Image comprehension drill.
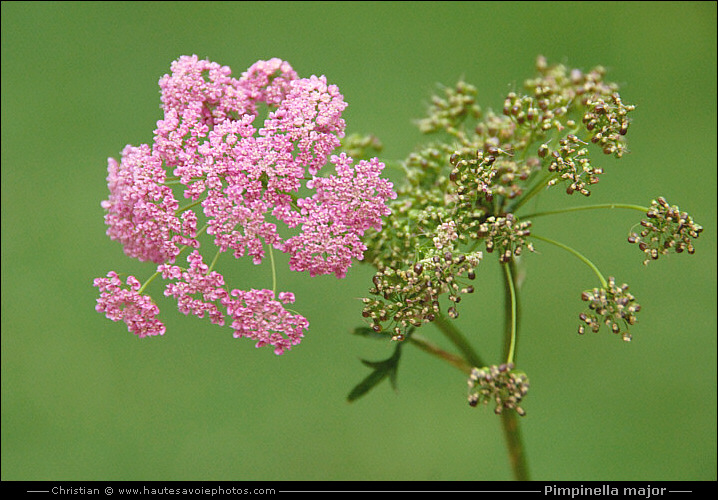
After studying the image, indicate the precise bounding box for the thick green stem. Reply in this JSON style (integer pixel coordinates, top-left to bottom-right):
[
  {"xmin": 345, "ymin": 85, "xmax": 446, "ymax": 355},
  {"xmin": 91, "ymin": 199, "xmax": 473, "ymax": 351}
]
[
  {"xmin": 500, "ymin": 259, "xmax": 530, "ymax": 481},
  {"xmin": 432, "ymin": 312, "xmax": 485, "ymax": 369},
  {"xmin": 501, "ymin": 410, "xmax": 530, "ymax": 481},
  {"xmin": 432, "ymin": 274, "xmax": 529, "ymax": 481},
  {"xmin": 408, "ymin": 334, "xmax": 473, "ymax": 374}
]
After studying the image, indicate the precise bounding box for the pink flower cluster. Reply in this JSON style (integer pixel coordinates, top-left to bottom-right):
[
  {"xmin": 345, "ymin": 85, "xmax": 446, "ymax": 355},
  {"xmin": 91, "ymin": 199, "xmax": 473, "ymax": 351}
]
[
  {"xmin": 226, "ymin": 289, "xmax": 308, "ymax": 356},
  {"xmin": 284, "ymin": 153, "xmax": 395, "ymax": 278},
  {"xmin": 93, "ymin": 272, "xmax": 166, "ymax": 338},
  {"xmin": 158, "ymin": 251, "xmax": 228, "ymax": 326},
  {"xmin": 158, "ymin": 251, "xmax": 307, "ymax": 354},
  {"xmin": 102, "ymin": 144, "xmax": 199, "ymax": 264},
  {"xmin": 96, "ymin": 55, "xmax": 395, "ymax": 354}
]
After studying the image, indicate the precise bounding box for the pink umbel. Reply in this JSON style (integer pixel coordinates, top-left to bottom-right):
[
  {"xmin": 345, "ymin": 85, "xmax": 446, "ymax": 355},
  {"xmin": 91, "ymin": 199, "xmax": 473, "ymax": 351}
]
[{"xmin": 97, "ymin": 56, "xmax": 395, "ymax": 353}]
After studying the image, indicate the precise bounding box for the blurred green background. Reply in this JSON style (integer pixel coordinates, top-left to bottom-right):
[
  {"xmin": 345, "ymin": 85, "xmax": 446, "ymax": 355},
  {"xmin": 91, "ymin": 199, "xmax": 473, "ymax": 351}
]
[{"xmin": 2, "ymin": 1, "xmax": 716, "ymax": 482}]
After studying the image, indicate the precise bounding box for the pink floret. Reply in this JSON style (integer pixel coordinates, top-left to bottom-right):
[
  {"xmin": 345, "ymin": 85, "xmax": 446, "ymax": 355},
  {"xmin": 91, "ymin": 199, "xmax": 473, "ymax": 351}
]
[{"xmin": 223, "ymin": 288, "xmax": 309, "ymax": 355}]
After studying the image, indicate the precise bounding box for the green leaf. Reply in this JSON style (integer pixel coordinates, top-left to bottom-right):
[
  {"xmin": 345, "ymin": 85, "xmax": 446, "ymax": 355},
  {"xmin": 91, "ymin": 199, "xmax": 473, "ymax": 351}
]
[
  {"xmin": 346, "ymin": 366, "xmax": 390, "ymax": 402},
  {"xmin": 347, "ymin": 343, "xmax": 403, "ymax": 403},
  {"xmin": 351, "ymin": 325, "xmax": 388, "ymax": 341}
]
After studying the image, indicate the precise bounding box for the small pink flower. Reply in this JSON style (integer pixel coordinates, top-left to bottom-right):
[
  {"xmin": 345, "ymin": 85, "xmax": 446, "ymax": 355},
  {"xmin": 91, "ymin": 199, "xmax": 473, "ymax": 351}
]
[
  {"xmin": 93, "ymin": 272, "xmax": 166, "ymax": 338},
  {"xmin": 260, "ymin": 75, "xmax": 347, "ymax": 175},
  {"xmin": 223, "ymin": 289, "xmax": 309, "ymax": 355},
  {"xmin": 158, "ymin": 251, "xmax": 228, "ymax": 326},
  {"xmin": 101, "ymin": 144, "xmax": 198, "ymax": 264},
  {"xmin": 239, "ymin": 58, "xmax": 299, "ymax": 108},
  {"xmin": 158, "ymin": 54, "xmax": 251, "ymax": 126}
]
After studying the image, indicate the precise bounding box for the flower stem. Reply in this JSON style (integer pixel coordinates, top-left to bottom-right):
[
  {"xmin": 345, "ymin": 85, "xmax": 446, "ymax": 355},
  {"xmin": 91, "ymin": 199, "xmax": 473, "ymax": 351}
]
[
  {"xmin": 207, "ymin": 248, "xmax": 222, "ymax": 274},
  {"xmin": 519, "ymin": 203, "xmax": 648, "ymax": 219},
  {"xmin": 175, "ymin": 224, "xmax": 209, "ymax": 258},
  {"xmin": 530, "ymin": 233, "xmax": 608, "ymax": 288},
  {"xmin": 408, "ymin": 334, "xmax": 473, "ymax": 374},
  {"xmin": 417, "ymin": 268, "xmax": 532, "ymax": 482},
  {"xmin": 432, "ymin": 311, "xmax": 485, "ymax": 369},
  {"xmin": 501, "ymin": 410, "xmax": 530, "ymax": 481},
  {"xmin": 176, "ymin": 198, "xmax": 204, "ymax": 215},
  {"xmin": 164, "ymin": 175, "xmax": 204, "ymax": 184},
  {"xmin": 138, "ymin": 271, "xmax": 160, "ymax": 295},
  {"xmin": 268, "ymin": 244, "xmax": 277, "ymax": 295},
  {"xmin": 509, "ymin": 172, "xmax": 557, "ymax": 213},
  {"xmin": 502, "ymin": 262, "xmax": 518, "ymax": 366},
  {"xmin": 500, "ymin": 259, "xmax": 530, "ymax": 481}
]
